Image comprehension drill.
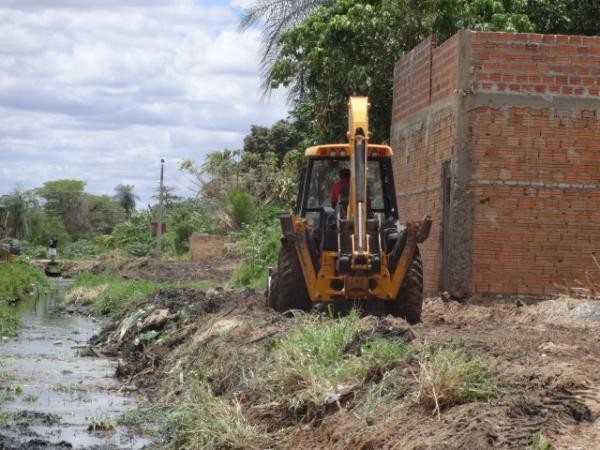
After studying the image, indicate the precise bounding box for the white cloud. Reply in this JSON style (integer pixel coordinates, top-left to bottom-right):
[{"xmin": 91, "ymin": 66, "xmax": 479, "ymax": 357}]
[{"xmin": 0, "ymin": 0, "xmax": 288, "ymax": 204}]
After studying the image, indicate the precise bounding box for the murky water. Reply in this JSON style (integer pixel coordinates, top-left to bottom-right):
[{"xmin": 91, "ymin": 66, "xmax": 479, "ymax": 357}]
[{"xmin": 0, "ymin": 280, "xmax": 150, "ymax": 449}]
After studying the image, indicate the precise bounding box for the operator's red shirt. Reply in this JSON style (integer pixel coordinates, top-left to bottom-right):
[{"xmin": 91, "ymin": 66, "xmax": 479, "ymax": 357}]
[{"xmin": 331, "ymin": 179, "xmax": 350, "ymax": 206}]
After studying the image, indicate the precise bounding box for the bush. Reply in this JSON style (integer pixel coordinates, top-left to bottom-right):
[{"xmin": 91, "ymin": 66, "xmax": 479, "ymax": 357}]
[
  {"xmin": 174, "ymin": 221, "xmax": 194, "ymax": 255},
  {"xmin": 61, "ymin": 239, "xmax": 102, "ymax": 259},
  {"xmin": 19, "ymin": 240, "xmax": 47, "ymax": 259},
  {"xmin": 0, "ymin": 263, "xmax": 47, "ymax": 335},
  {"xmin": 103, "ymin": 213, "xmax": 155, "ymax": 257},
  {"xmin": 0, "ymin": 263, "xmax": 46, "ymax": 303},
  {"xmin": 230, "ymin": 221, "xmax": 281, "ymax": 290},
  {"xmin": 226, "ymin": 190, "xmax": 255, "ymax": 227}
]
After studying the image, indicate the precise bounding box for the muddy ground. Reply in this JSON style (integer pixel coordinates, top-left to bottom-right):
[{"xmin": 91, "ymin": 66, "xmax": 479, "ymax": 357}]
[
  {"xmin": 87, "ymin": 279, "xmax": 600, "ymax": 449},
  {"xmin": 32, "ymin": 255, "xmax": 239, "ymax": 284}
]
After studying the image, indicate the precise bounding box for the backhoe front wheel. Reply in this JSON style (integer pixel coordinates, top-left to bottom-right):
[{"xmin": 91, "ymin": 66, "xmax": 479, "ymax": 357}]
[
  {"xmin": 385, "ymin": 248, "xmax": 423, "ymax": 324},
  {"xmin": 268, "ymin": 241, "xmax": 312, "ymax": 313}
]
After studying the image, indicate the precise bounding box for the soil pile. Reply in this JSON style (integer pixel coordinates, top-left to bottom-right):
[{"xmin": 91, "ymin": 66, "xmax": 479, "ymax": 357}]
[
  {"xmin": 32, "ymin": 255, "xmax": 239, "ymax": 283},
  {"xmin": 89, "ymin": 291, "xmax": 600, "ymax": 449}
]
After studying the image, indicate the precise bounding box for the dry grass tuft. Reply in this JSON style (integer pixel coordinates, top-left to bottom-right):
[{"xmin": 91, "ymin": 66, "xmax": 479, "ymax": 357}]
[
  {"xmin": 65, "ymin": 284, "xmax": 108, "ymax": 305},
  {"xmin": 167, "ymin": 381, "xmax": 268, "ymax": 450},
  {"xmin": 415, "ymin": 347, "xmax": 498, "ymax": 418}
]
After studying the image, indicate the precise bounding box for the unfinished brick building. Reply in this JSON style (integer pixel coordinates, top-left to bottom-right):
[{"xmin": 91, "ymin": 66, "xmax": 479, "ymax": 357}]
[{"xmin": 391, "ymin": 30, "xmax": 600, "ymax": 297}]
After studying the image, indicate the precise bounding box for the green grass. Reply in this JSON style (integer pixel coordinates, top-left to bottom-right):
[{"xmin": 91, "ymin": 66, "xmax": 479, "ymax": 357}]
[
  {"xmin": 0, "ymin": 262, "xmax": 47, "ymax": 303},
  {"xmin": 68, "ymin": 273, "xmax": 213, "ymax": 316},
  {"xmin": 167, "ymin": 381, "xmax": 268, "ymax": 450},
  {"xmin": 529, "ymin": 432, "xmax": 553, "ymax": 450},
  {"xmin": 68, "ymin": 273, "xmax": 160, "ymax": 316},
  {"xmin": 269, "ymin": 311, "xmax": 412, "ymax": 412},
  {"xmin": 415, "ymin": 347, "xmax": 499, "ymax": 413},
  {"xmin": 0, "ymin": 262, "xmax": 47, "ymax": 335},
  {"xmin": 230, "ymin": 220, "xmax": 281, "ymax": 290}
]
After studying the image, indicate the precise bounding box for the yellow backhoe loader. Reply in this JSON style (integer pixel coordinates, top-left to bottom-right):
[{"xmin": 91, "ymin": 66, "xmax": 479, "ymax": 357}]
[{"xmin": 267, "ymin": 97, "xmax": 431, "ymax": 323}]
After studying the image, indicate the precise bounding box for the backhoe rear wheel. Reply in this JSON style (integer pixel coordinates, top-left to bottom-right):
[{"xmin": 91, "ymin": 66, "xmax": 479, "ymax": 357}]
[
  {"xmin": 269, "ymin": 241, "xmax": 312, "ymax": 313},
  {"xmin": 385, "ymin": 247, "xmax": 423, "ymax": 324}
]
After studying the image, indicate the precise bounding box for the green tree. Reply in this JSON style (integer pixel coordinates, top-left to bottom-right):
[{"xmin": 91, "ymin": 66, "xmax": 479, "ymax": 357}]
[
  {"xmin": 36, "ymin": 180, "xmax": 124, "ymax": 240},
  {"xmin": 243, "ymin": 119, "xmax": 303, "ymax": 159},
  {"xmin": 36, "ymin": 180, "xmax": 86, "ymax": 238},
  {"xmin": 269, "ymin": 0, "xmax": 534, "ymax": 142},
  {"xmin": 83, "ymin": 194, "xmax": 126, "ymax": 234},
  {"xmin": 0, "ymin": 188, "xmax": 38, "ymax": 240},
  {"xmin": 113, "ymin": 184, "xmax": 139, "ymax": 216},
  {"xmin": 239, "ymin": 0, "xmax": 329, "ymax": 93},
  {"xmin": 27, "ymin": 209, "xmax": 70, "ymax": 247}
]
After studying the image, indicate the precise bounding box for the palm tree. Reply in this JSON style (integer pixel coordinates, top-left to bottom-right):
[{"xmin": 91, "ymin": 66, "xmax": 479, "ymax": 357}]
[
  {"xmin": 113, "ymin": 184, "xmax": 139, "ymax": 216},
  {"xmin": 239, "ymin": 0, "xmax": 328, "ymax": 94}
]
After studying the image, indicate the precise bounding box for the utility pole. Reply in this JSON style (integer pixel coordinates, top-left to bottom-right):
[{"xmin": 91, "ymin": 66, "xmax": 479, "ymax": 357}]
[{"xmin": 156, "ymin": 158, "xmax": 165, "ymax": 260}]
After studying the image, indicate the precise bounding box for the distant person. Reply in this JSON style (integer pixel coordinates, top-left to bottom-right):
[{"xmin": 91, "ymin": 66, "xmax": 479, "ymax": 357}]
[{"xmin": 331, "ymin": 168, "xmax": 350, "ymax": 207}]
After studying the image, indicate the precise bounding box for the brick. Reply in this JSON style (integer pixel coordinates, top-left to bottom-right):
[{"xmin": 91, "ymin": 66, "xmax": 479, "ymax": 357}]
[{"xmin": 393, "ymin": 30, "xmax": 600, "ymax": 296}]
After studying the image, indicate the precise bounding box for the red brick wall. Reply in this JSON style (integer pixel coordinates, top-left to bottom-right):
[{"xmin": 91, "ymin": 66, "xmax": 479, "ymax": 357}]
[
  {"xmin": 391, "ymin": 35, "xmax": 459, "ymax": 293},
  {"xmin": 393, "ymin": 36, "xmax": 436, "ymax": 123},
  {"xmin": 431, "ymin": 34, "xmax": 459, "ymax": 103},
  {"xmin": 470, "ymin": 106, "xmax": 600, "ymax": 295},
  {"xmin": 393, "ymin": 30, "xmax": 600, "ymax": 296},
  {"xmin": 469, "ymin": 32, "xmax": 600, "ymax": 295},
  {"xmin": 471, "ymin": 32, "xmax": 600, "ymax": 97},
  {"xmin": 393, "ymin": 110, "xmax": 455, "ymax": 293}
]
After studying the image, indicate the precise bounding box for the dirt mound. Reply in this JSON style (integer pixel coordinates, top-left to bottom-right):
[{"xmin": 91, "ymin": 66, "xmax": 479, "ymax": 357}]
[
  {"xmin": 92, "ymin": 287, "xmax": 249, "ymax": 386},
  {"xmin": 89, "ymin": 291, "xmax": 600, "ymax": 449},
  {"xmin": 112, "ymin": 257, "xmax": 238, "ymax": 283},
  {"xmin": 33, "ymin": 255, "xmax": 239, "ymax": 285}
]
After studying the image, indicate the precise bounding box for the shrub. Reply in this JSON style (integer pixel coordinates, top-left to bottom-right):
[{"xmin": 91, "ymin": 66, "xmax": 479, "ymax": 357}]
[
  {"xmin": 174, "ymin": 221, "xmax": 194, "ymax": 255},
  {"xmin": 19, "ymin": 241, "xmax": 47, "ymax": 259},
  {"xmin": 226, "ymin": 190, "xmax": 255, "ymax": 228},
  {"xmin": 61, "ymin": 239, "xmax": 101, "ymax": 259},
  {"xmin": 0, "ymin": 263, "xmax": 47, "ymax": 335},
  {"xmin": 230, "ymin": 220, "xmax": 281, "ymax": 290}
]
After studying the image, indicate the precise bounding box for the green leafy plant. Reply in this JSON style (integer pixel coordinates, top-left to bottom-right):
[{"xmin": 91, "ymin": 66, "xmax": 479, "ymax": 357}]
[{"xmin": 230, "ymin": 220, "xmax": 281, "ymax": 290}]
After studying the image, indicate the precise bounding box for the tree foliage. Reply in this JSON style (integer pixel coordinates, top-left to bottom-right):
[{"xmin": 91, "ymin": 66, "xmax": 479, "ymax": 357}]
[
  {"xmin": 0, "ymin": 189, "xmax": 38, "ymax": 240},
  {"xmin": 243, "ymin": 119, "xmax": 303, "ymax": 159},
  {"xmin": 113, "ymin": 184, "xmax": 139, "ymax": 216},
  {"xmin": 269, "ymin": 0, "xmax": 537, "ymax": 142},
  {"xmin": 246, "ymin": 0, "xmax": 600, "ymax": 142}
]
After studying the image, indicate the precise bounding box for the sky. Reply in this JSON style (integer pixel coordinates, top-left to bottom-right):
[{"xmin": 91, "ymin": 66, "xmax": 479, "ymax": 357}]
[{"xmin": 0, "ymin": 0, "xmax": 288, "ymax": 206}]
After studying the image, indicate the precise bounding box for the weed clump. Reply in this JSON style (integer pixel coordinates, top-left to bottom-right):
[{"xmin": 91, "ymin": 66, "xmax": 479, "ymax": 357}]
[
  {"xmin": 268, "ymin": 311, "xmax": 412, "ymax": 417},
  {"xmin": 68, "ymin": 273, "xmax": 159, "ymax": 315},
  {"xmin": 415, "ymin": 347, "xmax": 498, "ymax": 414},
  {"xmin": 167, "ymin": 381, "xmax": 267, "ymax": 450},
  {"xmin": 0, "ymin": 263, "xmax": 47, "ymax": 335}
]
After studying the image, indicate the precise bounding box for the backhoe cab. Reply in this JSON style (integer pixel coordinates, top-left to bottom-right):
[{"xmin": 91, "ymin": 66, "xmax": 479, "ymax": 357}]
[{"xmin": 267, "ymin": 97, "xmax": 431, "ymax": 323}]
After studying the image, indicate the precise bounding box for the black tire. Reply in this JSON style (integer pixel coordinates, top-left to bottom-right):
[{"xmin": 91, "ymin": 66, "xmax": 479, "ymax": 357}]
[
  {"xmin": 272, "ymin": 241, "xmax": 312, "ymax": 313},
  {"xmin": 385, "ymin": 247, "xmax": 423, "ymax": 324}
]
